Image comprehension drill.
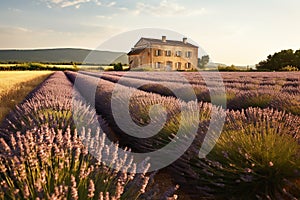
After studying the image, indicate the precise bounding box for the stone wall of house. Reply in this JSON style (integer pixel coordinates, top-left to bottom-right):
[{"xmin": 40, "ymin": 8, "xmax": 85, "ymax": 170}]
[
  {"xmin": 128, "ymin": 50, "xmax": 151, "ymax": 68},
  {"xmin": 129, "ymin": 45, "xmax": 198, "ymax": 70},
  {"xmin": 149, "ymin": 44, "xmax": 198, "ymax": 70}
]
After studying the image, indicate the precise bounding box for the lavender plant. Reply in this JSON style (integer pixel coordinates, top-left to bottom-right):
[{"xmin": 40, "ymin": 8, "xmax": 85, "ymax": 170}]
[
  {"xmin": 0, "ymin": 126, "xmax": 158, "ymax": 200},
  {"xmin": 66, "ymin": 71, "xmax": 300, "ymax": 199},
  {"xmin": 0, "ymin": 72, "xmax": 74, "ymax": 135},
  {"xmin": 185, "ymin": 108, "xmax": 300, "ymax": 199},
  {"xmin": 65, "ymin": 71, "xmax": 211, "ymax": 153},
  {"xmin": 81, "ymin": 71, "xmax": 300, "ymax": 115},
  {"xmin": 0, "ymin": 72, "xmax": 178, "ymax": 200}
]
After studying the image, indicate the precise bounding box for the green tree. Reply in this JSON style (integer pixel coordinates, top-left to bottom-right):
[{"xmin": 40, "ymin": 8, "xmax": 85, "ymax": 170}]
[
  {"xmin": 257, "ymin": 49, "xmax": 300, "ymax": 71},
  {"xmin": 218, "ymin": 64, "xmax": 239, "ymax": 71},
  {"xmin": 198, "ymin": 55, "xmax": 210, "ymax": 69},
  {"xmin": 294, "ymin": 49, "xmax": 300, "ymax": 67},
  {"xmin": 113, "ymin": 62, "xmax": 123, "ymax": 71}
]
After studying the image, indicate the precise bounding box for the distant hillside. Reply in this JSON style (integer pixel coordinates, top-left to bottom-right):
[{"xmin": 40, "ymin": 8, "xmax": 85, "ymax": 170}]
[{"xmin": 0, "ymin": 48, "xmax": 128, "ymax": 64}]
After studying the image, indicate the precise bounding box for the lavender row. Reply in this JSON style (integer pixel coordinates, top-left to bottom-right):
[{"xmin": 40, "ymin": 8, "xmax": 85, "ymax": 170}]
[
  {"xmin": 69, "ymin": 71, "xmax": 300, "ymax": 198},
  {"xmin": 0, "ymin": 71, "xmax": 100, "ymax": 136},
  {"xmin": 106, "ymin": 71, "xmax": 300, "ymax": 94},
  {"xmin": 172, "ymin": 107, "xmax": 300, "ymax": 199},
  {"xmin": 106, "ymin": 71, "xmax": 299, "ymax": 88},
  {"xmin": 66, "ymin": 71, "xmax": 219, "ymax": 197},
  {"xmin": 84, "ymin": 71, "xmax": 300, "ymax": 115},
  {"xmin": 1, "ymin": 72, "xmax": 73, "ymax": 135},
  {"xmin": 70, "ymin": 71, "xmax": 300, "ymax": 152},
  {"xmin": 65, "ymin": 71, "xmax": 214, "ymax": 152},
  {"xmin": 0, "ymin": 72, "xmax": 175, "ymax": 199}
]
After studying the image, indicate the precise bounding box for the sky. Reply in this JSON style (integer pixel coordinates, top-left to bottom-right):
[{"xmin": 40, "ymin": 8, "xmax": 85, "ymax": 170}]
[{"xmin": 0, "ymin": 0, "xmax": 300, "ymax": 66}]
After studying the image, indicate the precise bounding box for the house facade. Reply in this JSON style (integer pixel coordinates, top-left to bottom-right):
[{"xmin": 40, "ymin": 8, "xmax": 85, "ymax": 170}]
[{"xmin": 128, "ymin": 36, "xmax": 198, "ymax": 71}]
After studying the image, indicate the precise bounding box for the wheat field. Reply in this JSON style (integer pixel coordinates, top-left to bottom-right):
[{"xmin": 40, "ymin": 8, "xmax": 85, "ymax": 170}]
[{"xmin": 0, "ymin": 71, "xmax": 53, "ymax": 122}]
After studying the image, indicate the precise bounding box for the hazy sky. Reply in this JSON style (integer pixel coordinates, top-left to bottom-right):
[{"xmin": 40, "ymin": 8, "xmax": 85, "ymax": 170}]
[{"xmin": 0, "ymin": 0, "xmax": 300, "ymax": 66}]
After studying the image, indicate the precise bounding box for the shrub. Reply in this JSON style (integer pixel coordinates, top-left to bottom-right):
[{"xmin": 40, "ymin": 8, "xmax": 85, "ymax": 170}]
[
  {"xmin": 28, "ymin": 63, "xmax": 47, "ymax": 70},
  {"xmin": 270, "ymin": 94, "xmax": 300, "ymax": 115},
  {"xmin": 227, "ymin": 91, "xmax": 274, "ymax": 110},
  {"xmin": 113, "ymin": 63, "xmax": 123, "ymax": 71},
  {"xmin": 218, "ymin": 65, "xmax": 240, "ymax": 71}
]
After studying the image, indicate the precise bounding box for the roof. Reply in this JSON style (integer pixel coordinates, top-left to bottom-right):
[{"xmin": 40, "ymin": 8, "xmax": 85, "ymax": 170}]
[
  {"xmin": 137, "ymin": 37, "xmax": 198, "ymax": 48},
  {"xmin": 127, "ymin": 47, "xmax": 146, "ymax": 55}
]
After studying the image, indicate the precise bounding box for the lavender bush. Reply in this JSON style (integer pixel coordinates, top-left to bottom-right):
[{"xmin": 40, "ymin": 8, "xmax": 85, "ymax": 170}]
[
  {"xmin": 0, "ymin": 72, "xmax": 178, "ymax": 200},
  {"xmin": 181, "ymin": 108, "xmax": 300, "ymax": 199},
  {"xmin": 65, "ymin": 71, "xmax": 212, "ymax": 153},
  {"xmin": 66, "ymin": 71, "xmax": 300, "ymax": 199},
  {"xmin": 0, "ymin": 126, "xmax": 159, "ymax": 200},
  {"xmin": 0, "ymin": 72, "xmax": 75, "ymax": 135},
  {"xmin": 94, "ymin": 71, "xmax": 300, "ymax": 115}
]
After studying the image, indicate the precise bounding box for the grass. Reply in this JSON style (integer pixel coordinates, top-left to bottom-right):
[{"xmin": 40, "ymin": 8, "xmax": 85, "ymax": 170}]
[{"xmin": 0, "ymin": 71, "xmax": 53, "ymax": 122}]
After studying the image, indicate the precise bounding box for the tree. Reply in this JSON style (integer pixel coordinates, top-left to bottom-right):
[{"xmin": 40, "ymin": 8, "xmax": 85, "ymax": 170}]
[
  {"xmin": 113, "ymin": 62, "xmax": 123, "ymax": 71},
  {"xmin": 294, "ymin": 50, "xmax": 300, "ymax": 67},
  {"xmin": 257, "ymin": 49, "xmax": 300, "ymax": 71},
  {"xmin": 198, "ymin": 55, "xmax": 210, "ymax": 69},
  {"xmin": 218, "ymin": 64, "xmax": 239, "ymax": 71}
]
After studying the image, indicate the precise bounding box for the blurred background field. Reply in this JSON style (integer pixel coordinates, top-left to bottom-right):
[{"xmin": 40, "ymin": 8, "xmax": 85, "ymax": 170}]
[
  {"xmin": 0, "ymin": 63, "xmax": 114, "ymax": 71},
  {"xmin": 0, "ymin": 71, "xmax": 52, "ymax": 121}
]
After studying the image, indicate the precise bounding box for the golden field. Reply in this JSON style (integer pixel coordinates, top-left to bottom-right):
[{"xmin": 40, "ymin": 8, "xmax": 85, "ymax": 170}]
[{"xmin": 0, "ymin": 71, "xmax": 53, "ymax": 121}]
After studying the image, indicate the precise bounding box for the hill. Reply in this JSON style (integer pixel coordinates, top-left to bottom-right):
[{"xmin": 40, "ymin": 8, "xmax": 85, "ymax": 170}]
[{"xmin": 0, "ymin": 48, "xmax": 128, "ymax": 65}]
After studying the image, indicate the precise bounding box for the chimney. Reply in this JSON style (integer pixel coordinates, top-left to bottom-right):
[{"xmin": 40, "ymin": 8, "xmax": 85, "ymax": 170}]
[
  {"xmin": 183, "ymin": 37, "xmax": 187, "ymax": 44},
  {"xmin": 162, "ymin": 36, "xmax": 166, "ymax": 43}
]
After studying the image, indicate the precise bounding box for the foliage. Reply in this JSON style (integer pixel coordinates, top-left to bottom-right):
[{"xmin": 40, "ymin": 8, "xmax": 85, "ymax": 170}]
[
  {"xmin": 198, "ymin": 55, "xmax": 210, "ymax": 69},
  {"xmin": 109, "ymin": 62, "xmax": 124, "ymax": 71},
  {"xmin": 257, "ymin": 49, "xmax": 300, "ymax": 71},
  {"xmin": 218, "ymin": 65, "xmax": 240, "ymax": 71}
]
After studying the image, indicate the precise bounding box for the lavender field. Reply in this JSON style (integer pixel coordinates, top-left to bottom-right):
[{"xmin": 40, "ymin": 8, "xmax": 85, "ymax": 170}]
[
  {"xmin": 87, "ymin": 71, "xmax": 300, "ymax": 115},
  {"xmin": 0, "ymin": 71, "xmax": 300, "ymax": 199}
]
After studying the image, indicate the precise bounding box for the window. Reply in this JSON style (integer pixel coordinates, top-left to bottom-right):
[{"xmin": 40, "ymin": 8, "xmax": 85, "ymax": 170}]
[
  {"xmin": 185, "ymin": 62, "xmax": 192, "ymax": 69},
  {"xmin": 155, "ymin": 62, "xmax": 162, "ymax": 69},
  {"xmin": 186, "ymin": 51, "xmax": 192, "ymax": 58},
  {"xmin": 155, "ymin": 49, "xmax": 162, "ymax": 56},
  {"xmin": 176, "ymin": 62, "xmax": 182, "ymax": 70},
  {"xmin": 165, "ymin": 50, "xmax": 171, "ymax": 56},
  {"xmin": 175, "ymin": 51, "xmax": 182, "ymax": 57}
]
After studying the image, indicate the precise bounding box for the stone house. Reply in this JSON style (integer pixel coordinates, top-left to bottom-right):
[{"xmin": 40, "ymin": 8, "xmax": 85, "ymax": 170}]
[{"xmin": 128, "ymin": 36, "xmax": 198, "ymax": 70}]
